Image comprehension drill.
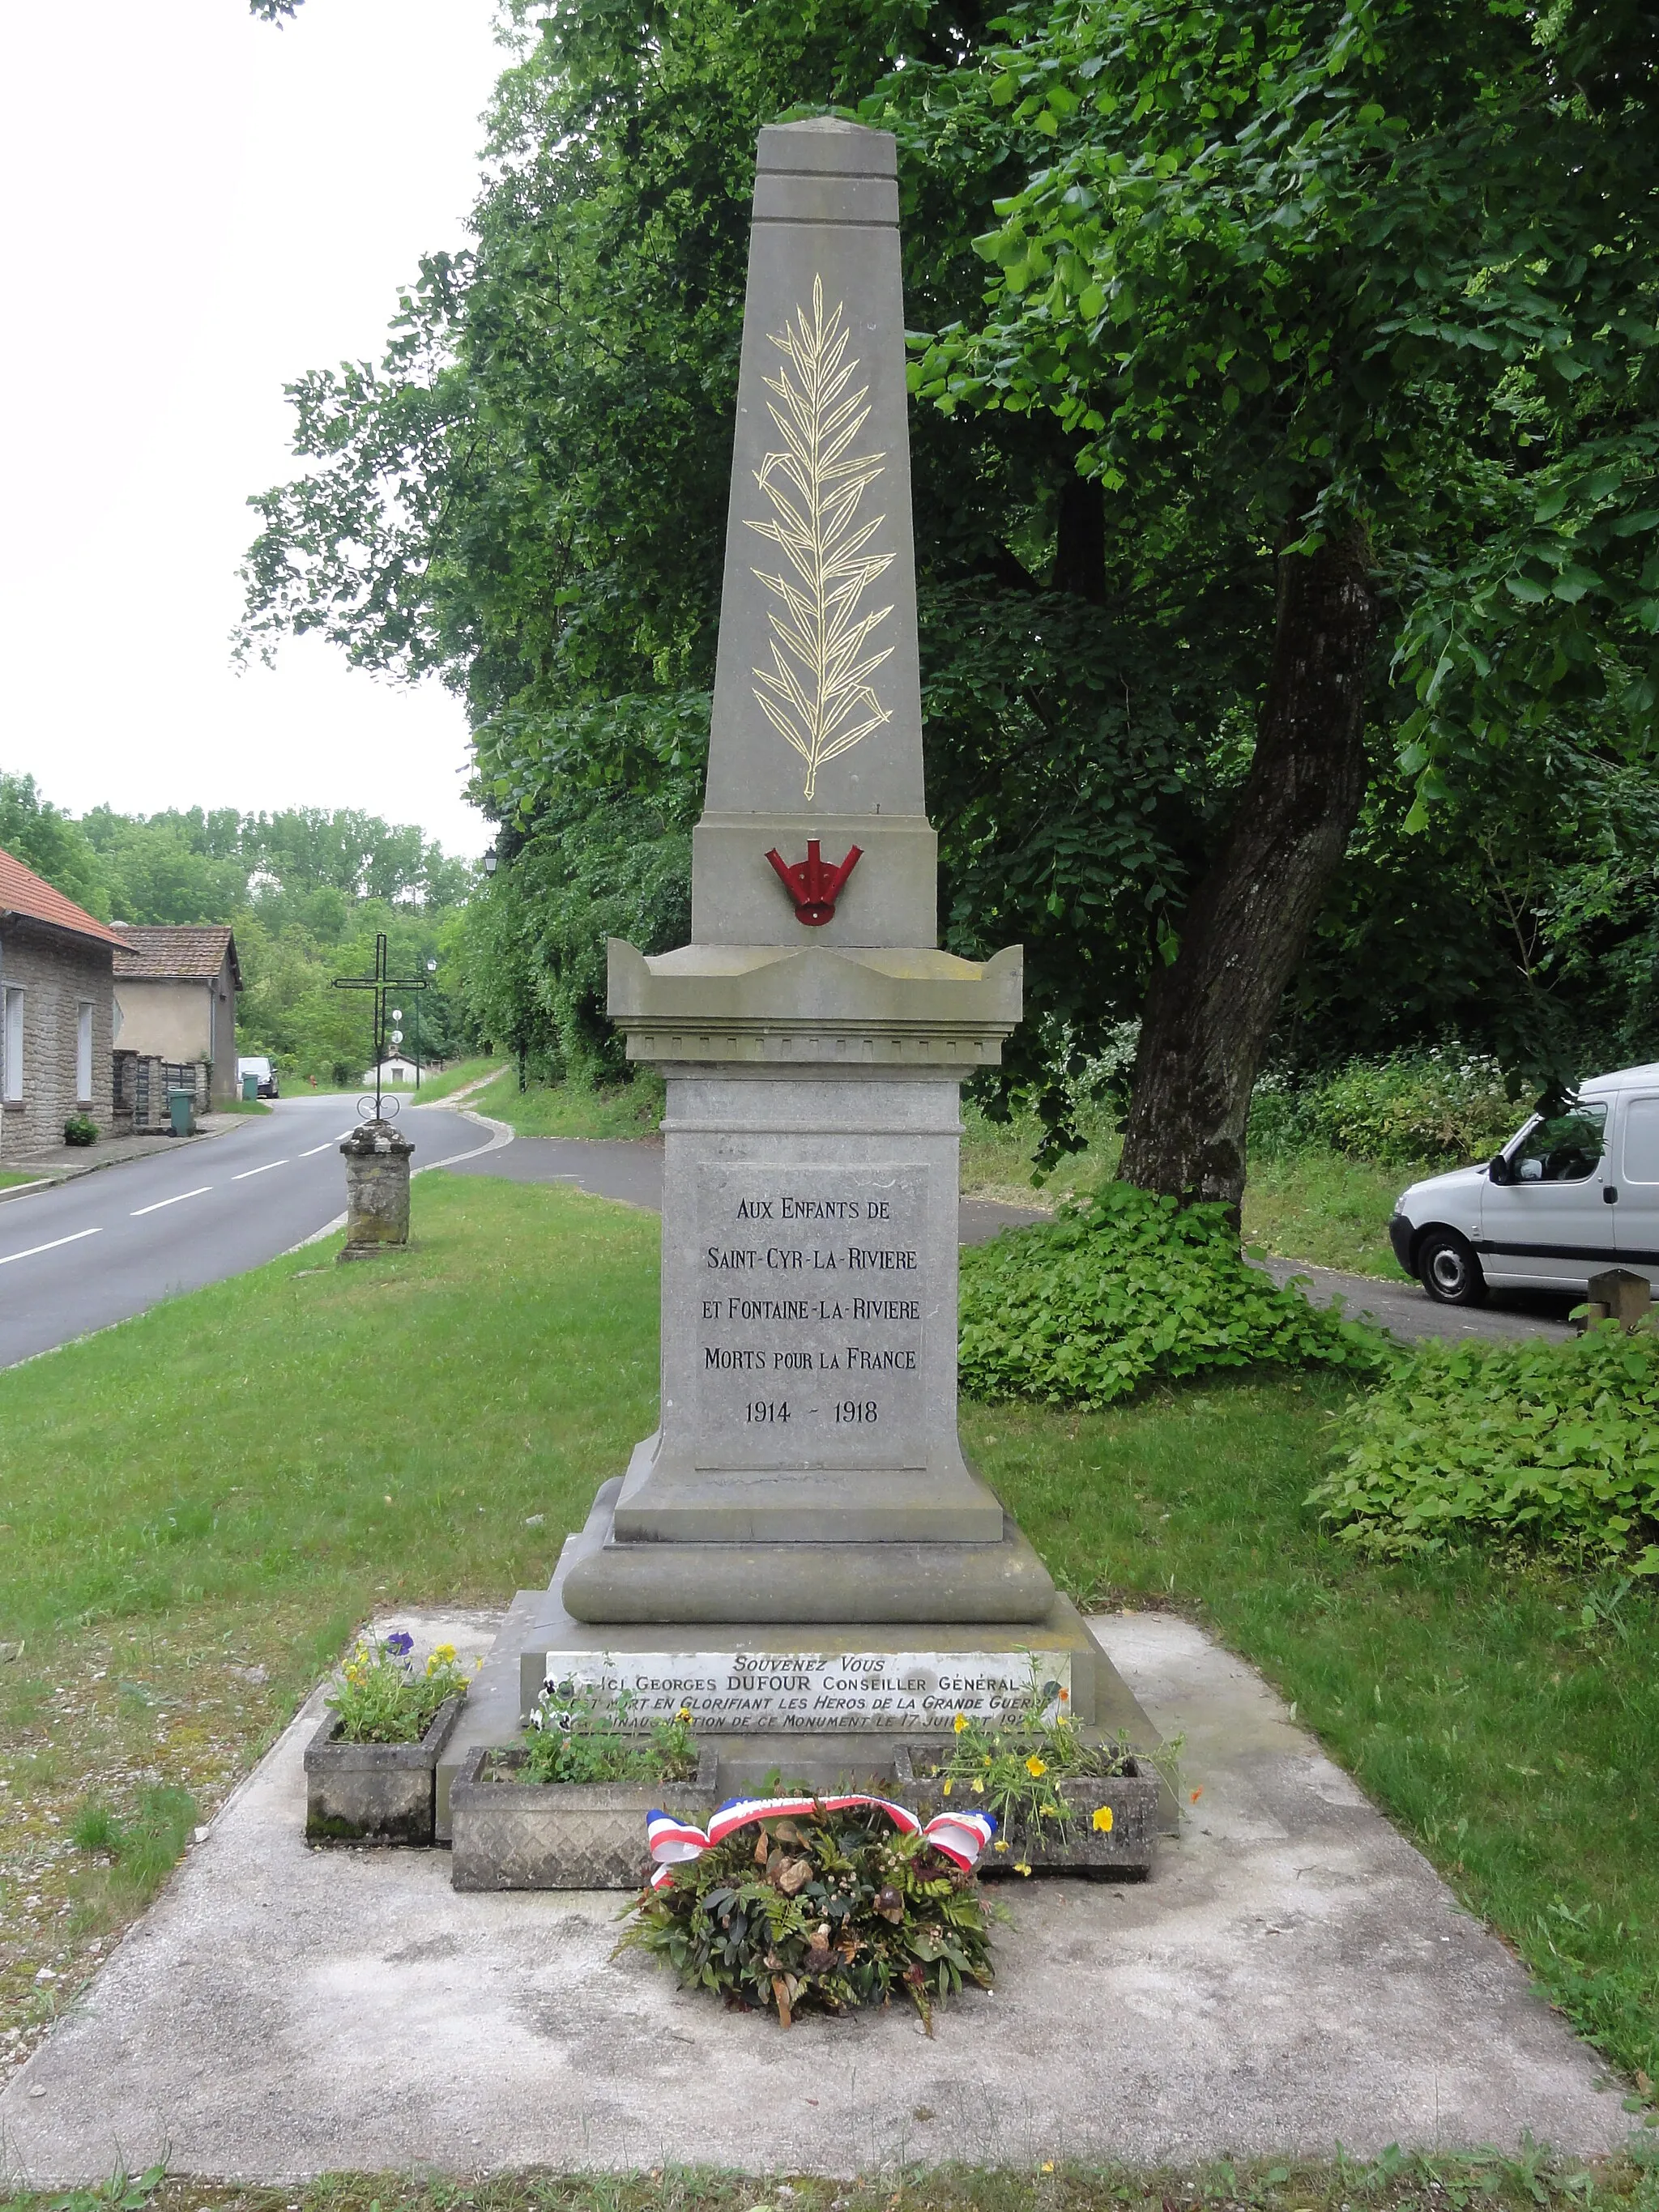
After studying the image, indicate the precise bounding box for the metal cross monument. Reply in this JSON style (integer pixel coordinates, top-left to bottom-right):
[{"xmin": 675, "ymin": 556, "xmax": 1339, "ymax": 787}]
[{"xmin": 331, "ymin": 933, "xmax": 432, "ymax": 1119}]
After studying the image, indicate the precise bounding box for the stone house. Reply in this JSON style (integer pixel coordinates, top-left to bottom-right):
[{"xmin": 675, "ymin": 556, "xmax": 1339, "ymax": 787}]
[
  {"xmin": 111, "ymin": 925, "xmax": 242, "ymax": 1108},
  {"xmin": 0, "ymin": 846, "xmax": 120, "ymax": 1156}
]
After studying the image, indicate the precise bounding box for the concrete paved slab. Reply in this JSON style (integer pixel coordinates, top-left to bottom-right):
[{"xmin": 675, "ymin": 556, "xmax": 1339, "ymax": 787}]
[{"xmin": 0, "ymin": 1612, "xmax": 1627, "ymax": 2184}]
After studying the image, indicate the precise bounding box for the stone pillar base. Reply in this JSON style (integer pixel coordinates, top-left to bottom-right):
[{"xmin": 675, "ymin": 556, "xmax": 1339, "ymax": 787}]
[{"xmin": 339, "ymin": 1119, "xmax": 413, "ymax": 1259}]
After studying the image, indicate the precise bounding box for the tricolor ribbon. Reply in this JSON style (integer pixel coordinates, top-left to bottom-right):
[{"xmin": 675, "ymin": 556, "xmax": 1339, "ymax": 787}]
[{"xmin": 645, "ymin": 1792, "xmax": 996, "ymax": 1889}]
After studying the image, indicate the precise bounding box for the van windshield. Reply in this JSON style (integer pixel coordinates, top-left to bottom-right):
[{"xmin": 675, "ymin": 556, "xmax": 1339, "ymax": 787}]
[{"xmin": 1507, "ymin": 1104, "xmax": 1608, "ymax": 1184}]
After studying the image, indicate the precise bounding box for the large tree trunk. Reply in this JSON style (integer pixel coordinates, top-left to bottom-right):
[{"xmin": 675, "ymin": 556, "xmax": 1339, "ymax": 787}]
[{"xmin": 1116, "ymin": 518, "xmax": 1380, "ymax": 1211}]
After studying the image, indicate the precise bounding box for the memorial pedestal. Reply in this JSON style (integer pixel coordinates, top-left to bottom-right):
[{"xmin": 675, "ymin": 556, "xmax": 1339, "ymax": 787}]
[{"xmin": 442, "ymin": 117, "xmax": 1171, "ymax": 1875}]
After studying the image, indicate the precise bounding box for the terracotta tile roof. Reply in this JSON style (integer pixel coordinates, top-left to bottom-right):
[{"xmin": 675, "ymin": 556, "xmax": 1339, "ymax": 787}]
[
  {"xmin": 110, "ymin": 924, "xmax": 241, "ymax": 987},
  {"xmin": 0, "ymin": 845, "xmax": 124, "ymax": 948}
]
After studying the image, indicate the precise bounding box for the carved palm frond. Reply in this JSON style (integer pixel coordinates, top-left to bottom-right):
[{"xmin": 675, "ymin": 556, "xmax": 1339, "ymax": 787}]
[{"xmin": 744, "ymin": 275, "xmax": 896, "ymax": 800}]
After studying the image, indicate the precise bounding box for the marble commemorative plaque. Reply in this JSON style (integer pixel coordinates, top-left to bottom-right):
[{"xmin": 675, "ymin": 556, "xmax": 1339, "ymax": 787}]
[
  {"xmin": 542, "ymin": 1648, "xmax": 1071, "ymax": 1733},
  {"xmin": 693, "ymin": 1161, "xmax": 926, "ymax": 1469}
]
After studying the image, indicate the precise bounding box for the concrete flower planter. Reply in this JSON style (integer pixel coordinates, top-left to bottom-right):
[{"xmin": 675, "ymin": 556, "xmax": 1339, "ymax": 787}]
[
  {"xmin": 450, "ymin": 1742, "xmax": 721, "ymax": 1891},
  {"xmin": 304, "ymin": 1694, "xmax": 464, "ymax": 1845},
  {"xmin": 893, "ymin": 1741, "xmax": 1159, "ymax": 1877}
]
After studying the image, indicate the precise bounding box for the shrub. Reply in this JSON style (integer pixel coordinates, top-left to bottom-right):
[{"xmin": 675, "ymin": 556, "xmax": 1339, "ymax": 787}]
[
  {"xmin": 1309, "ymin": 1324, "xmax": 1659, "ymax": 1571},
  {"xmin": 63, "ymin": 1113, "xmax": 97, "ymax": 1147},
  {"xmin": 1252, "ymin": 1049, "xmax": 1520, "ymax": 1170},
  {"xmin": 620, "ymin": 1805, "xmax": 995, "ymax": 2031},
  {"xmin": 957, "ymin": 1180, "xmax": 1388, "ymax": 1409}
]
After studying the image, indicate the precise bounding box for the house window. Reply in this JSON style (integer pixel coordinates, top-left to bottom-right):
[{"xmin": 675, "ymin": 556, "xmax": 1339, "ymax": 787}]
[
  {"xmin": 2, "ymin": 987, "xmax": 22, "ymax": 1102},
  {"xmin": 76, "ymin": 1000, "xmax": 94, "ymax": 1102}
]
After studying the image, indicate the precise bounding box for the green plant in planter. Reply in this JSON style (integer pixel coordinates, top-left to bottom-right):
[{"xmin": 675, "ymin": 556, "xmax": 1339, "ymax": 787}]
[
  {"xmin": 326, "ymin": 1630, "xmax": 471, "ymax": 1745},
  {"xmin": 63, "ymin": 1113, "xmax": 97, "ymax": 1147},
  {"xmin": 518, "ymin": 1675, "xmax": 698, "ymax": 1785},
  {"xmin": 930, "ymin": 1673, "xmax": 1139, "ymax": 1862},
  {"xmin": 621, "ymin": 1805, "xmax": 996, "ymax": 2031}
]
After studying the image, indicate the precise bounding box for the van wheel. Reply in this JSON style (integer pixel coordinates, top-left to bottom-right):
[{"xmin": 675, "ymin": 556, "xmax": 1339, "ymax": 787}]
[{"xmin": 1418, "ymin": 1229, "xmax": 1486, "ymax": 1306}]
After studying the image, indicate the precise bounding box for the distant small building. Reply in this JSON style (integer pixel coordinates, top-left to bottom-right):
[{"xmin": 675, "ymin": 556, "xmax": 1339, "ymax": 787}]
[
  {"xmin": 364, "ymin": 1055, "xmax": 423, "ymax": 1086},
  {"xmin": 111, "ymin": 925, "xmax": 241, "ymax": 1107},
  {"xmin": 0, "ymin": 845, "xmax": 120, "ymax": 1154}
]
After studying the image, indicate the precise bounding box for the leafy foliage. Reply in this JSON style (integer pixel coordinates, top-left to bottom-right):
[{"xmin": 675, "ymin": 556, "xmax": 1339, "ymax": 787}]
[
  {"xmin": 1278, "ymin": 735, "xmax": 1659, "ymax": 1091},
  {"xmin": 1311, "ymin": 1326, "xmax": 1659, "ymax": 1572},
  {"xmin": 326, "ymin": 1631, "xmax": 471, "ymax": 1745},
  {"xmin": 621, "ymin": 1806, "xmax": 995, "ymax": 2031},
  {"xmin": 519, "ymin": 1677, "xmax": 697, "ymax": 1787},
  {"xmin": 1251, "ymin": 1050, "xmax": 1520, "ymax": 1171},
  {"xmin": 238, "ymin": 0, "xmax": 1659, "ymax": 1143},
  {"xmin": 959, "ymin": 1181, "xmax": 1388, "ymax": 1408}
]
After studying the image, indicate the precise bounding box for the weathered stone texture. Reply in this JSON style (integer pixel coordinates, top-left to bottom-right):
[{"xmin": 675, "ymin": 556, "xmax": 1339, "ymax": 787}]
[
  {"xmin": 339, "ymin": 1119, "xmax": 414, "ymax": 1258},
  {"xmin": 450, "ymin": 1744, "xmax": 721, "ymax": 1890},
  {"xmin": 303, "ymin": 1696, "xmax": 463, "ymax": 1845},
  {"xmin": 0, "ymin": 923, "xmax": 115, "ymax": 1155}
]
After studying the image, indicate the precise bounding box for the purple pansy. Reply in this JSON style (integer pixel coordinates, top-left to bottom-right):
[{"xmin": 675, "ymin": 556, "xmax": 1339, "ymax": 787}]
[{"xmin": 384, "ymin": 1630, "xmax": 414, "ymax": 1657}]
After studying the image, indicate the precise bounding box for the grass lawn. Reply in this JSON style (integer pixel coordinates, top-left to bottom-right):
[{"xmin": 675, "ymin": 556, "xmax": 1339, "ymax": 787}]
[
  {"xmin": 1, "ymin": 1178, "xmax": 1653, "ymax": 2112},
  {"xmin": 476, "ymin": 1065, "xmax": 666, "ymax": 1136},
  {"xmin": 413, "ymin": 1057, "xmax": 505, "ymax": 1102},
  {"xmin": 8, "ymin": 2152, "xmax": 1659, "ymax": 2212},
  {"xmin": 0, "ymin": 1170, "xmax": 42, "ymax": 1190},
  {"xmin": 1243, "ymin": 1148, "xmax": 1415, "ymax": 1277}
]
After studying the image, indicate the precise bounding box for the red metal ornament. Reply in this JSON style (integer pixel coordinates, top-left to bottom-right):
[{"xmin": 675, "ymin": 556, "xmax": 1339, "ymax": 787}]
[{"xmin": 764, "ymin": 839, "xmax": 863, "ymax": 927}]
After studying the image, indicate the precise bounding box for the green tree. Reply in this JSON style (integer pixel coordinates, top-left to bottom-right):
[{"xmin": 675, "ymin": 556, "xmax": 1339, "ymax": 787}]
[
  {"xmin": 238, "ymin": 0, "xmax": 1219, "ymax": 1084},
  {"xmin": 891, "ymin": 0, "xmax": 1659, "ymax": 1200},
  {"xmin": 0, "ymin": 775, "xmax": 110, "ymax": 918}
]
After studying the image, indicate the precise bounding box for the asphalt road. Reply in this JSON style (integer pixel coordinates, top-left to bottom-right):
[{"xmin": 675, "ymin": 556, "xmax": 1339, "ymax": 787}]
[{"xmin": 0, "ymin": 1094, "xmax": 498, "ymax": 1370}]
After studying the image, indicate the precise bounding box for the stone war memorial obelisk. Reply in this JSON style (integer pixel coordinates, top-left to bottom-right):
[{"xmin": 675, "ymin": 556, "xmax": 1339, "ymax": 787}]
[{"xmin": 440, "ymin": 117, "xmax": 1158, "ymax": 1826}]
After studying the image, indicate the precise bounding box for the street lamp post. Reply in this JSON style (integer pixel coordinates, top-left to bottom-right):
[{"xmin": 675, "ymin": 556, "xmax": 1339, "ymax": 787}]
[{"xmin": 416, "ymin": 957, "xmax": 436, "ymax": 1087}]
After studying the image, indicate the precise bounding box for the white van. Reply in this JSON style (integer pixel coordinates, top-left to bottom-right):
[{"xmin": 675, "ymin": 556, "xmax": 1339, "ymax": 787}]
[
  {"xmin": 1389, "ymin": 1062, "xmax": 1659, "ymax": 1303},
  {"xmin": 237, "ymin": 1055, "xmax": 279, "ymax": 1100}
]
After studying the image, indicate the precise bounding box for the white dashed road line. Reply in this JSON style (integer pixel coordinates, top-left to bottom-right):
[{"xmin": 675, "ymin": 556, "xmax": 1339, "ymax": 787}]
[
  {"xmin": 232, "ymin": 1160, "xmax": 290, "ymax": 1182},
  {"xmin": 131, "ymin": 1186, "xmax": 213, "ymax": 1217},
  {"xmin": 0, "ymin": 1227, "xmax": 102, "ymax": 1268},
  {"xmin": 299, "ymin": 1142, "xmax": 335, "ymax": 1158}
]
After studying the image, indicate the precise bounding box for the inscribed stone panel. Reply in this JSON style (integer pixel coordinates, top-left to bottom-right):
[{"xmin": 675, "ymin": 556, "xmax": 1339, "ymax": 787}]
[{"xmin": 693, "ymin": 1162, "xmax": 926, "ymax": 1469}]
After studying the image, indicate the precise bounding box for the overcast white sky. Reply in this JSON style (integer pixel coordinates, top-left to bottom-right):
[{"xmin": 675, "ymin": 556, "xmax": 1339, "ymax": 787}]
[{"xmin": 0, "ymin": 0, "xmax": 506, "ymax": 859}]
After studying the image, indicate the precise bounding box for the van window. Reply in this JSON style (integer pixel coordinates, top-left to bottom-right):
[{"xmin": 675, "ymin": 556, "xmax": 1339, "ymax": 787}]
[
  {"xmin": 1509, "ymin": 1103, "xmax": 1608, "ymax": 1183},
  {"xmin": 1623, "ymin": 1097, "xmax": 1659, "ymax": 1186}
]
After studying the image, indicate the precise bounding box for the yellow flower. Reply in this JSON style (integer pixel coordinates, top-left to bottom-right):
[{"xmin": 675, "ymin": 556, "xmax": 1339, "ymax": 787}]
[
  {"xmin": 1025, "ymin": 1755, "xmax": 1047, "ymax": 1778},
  {"xmin": 970, "ymin": 1779, "xmax": 983, "ymax": 1794},
  {"xmin": 1092, "ymin": 1805, "xmax": 1114, "ymax": 1833},
  {"xmin": 953, "ymin": 1713, "xmax": 968, "ymax": 1735},
  {"xmin": 942, "ymin": 1779, "xmax": 953, "ymax": 1796},
  {"xmin": 1015, "ymin": 1862, "xmax": 1032, "ymax": 1877},
  {"xmin": 676, "ymin": 1705, "xmax": 693, "ymax": 1724},
  {"xmin": 433, "ymin": 1643, "xmax": 457, "ymax": 1664},
  {"xmin": 993, "ymin": 1839, "xmax": 1009, "ymax": 1852},
  {"xmin": 1041, "ymin": 2164, "xmax": 1055, "ymax": 2176}
]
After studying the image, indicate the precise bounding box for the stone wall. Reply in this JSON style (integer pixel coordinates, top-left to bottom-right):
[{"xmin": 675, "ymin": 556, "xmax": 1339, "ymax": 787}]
[{"xmin": 0, "ymin": 923, "xmax": 116, "ymax": 1156}]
